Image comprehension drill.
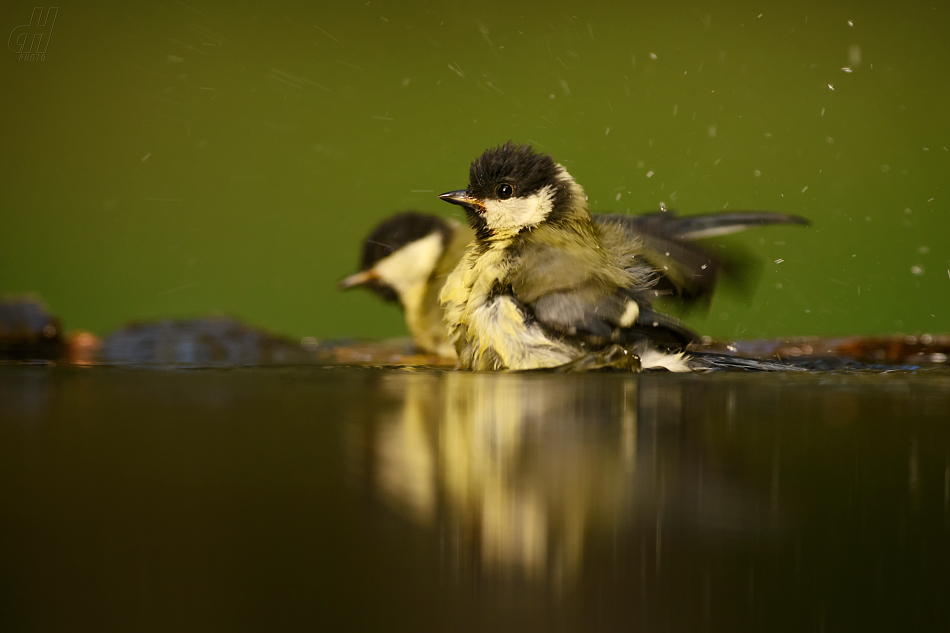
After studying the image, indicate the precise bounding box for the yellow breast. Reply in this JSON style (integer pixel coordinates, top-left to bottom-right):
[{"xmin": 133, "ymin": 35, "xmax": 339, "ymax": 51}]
[{"xmin": 440, "ymin": 242, "xmax": 575, "ymax": 370}]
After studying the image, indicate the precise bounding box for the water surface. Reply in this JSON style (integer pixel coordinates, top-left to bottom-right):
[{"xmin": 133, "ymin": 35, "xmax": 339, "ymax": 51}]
[{"xmin": 1, "ymin": 366, "xmax": 949, "ymax": 631}]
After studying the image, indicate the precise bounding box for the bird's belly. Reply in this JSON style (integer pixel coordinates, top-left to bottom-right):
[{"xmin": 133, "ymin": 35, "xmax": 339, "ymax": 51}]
[{"xmin": 466, "ymin": 295, "xmax": 577, "ymax": 370}]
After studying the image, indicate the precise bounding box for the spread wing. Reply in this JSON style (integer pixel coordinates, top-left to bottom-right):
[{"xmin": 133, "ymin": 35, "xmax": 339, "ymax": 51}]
[
  {"xmin": 505, "ymin": 210, "xmax": 808, "ymax": 352},
  {"xmin": 594, "ymin": 210, "xmax": 809, "ymax": 304}
]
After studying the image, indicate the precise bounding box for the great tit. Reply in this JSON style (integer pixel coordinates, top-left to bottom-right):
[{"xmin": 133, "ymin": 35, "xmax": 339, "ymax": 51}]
[
  {"xmin": 338, "ymin": 212, "xmax": 472, "ymax": 358},
  {"xmin": 342, "ymin": 205, "xmax": 807, "ymax": 359},
  {"xmin": 438, "ymin": 141, "xmax": 808, "ymax": 372}
]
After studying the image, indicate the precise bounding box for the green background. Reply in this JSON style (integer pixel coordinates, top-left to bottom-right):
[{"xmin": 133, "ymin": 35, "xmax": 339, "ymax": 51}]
[{"xmin": 1, "ymin": 0, "xmax": 947, "ymax": 342}]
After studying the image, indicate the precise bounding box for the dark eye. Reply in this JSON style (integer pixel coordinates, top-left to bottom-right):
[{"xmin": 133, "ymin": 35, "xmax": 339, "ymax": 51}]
[{"xmin": 495, "ymin": 183, "xmax": 514, "ymax": 200}]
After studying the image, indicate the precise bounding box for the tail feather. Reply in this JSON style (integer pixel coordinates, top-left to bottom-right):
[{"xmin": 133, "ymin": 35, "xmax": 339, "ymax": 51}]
[
  {"xmin": 686, "ymin": 351, "xmax": 809, "ymax": 372},
  {"xmin": 602, "ymin": 210, "xmax": 810, "ymax": 240}
]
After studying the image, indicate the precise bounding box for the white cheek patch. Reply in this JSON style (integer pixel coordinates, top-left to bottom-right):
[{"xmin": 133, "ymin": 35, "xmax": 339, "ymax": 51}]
[
  {"xmin": 374, "ymin": 232, "xmax": 444, "ymax": 302},
  {"xmin": 481, "ymin": 185, "xmax": 555, "ymax": 234}
]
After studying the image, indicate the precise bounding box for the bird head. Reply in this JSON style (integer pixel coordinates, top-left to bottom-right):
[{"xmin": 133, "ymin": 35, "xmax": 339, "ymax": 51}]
[
  {"xmin": 439, "ymin": 142, "xmax": 589, "ymax": 241},
  {"xmin": 338, "ymin": 212, "xmax": 452, "ymax": 306}
]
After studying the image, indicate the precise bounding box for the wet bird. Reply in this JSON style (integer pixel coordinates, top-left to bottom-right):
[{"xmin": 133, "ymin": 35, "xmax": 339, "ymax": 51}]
[{"xmin": 438, "ymin": 141, "xmax": 809, "ymax": 371}]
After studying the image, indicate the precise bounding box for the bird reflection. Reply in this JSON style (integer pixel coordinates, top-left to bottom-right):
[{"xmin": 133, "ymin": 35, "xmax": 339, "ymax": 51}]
[
  {"xmin": 347, "ymin": 371, "xmax": 770, "ymax": 585},
  {"xmin": 439, "ymin": 373, "xmax": 640, "ymax": 581}
]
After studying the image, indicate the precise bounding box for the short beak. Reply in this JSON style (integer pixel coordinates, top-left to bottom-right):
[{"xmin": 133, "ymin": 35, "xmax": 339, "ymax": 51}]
[
  {"xmin": 439, "ymin": 190, "xmax": 483, "ymax": 210},
  {"xmin": 337, "ymin": 269, "xmax": 378, "ymax": 290}
]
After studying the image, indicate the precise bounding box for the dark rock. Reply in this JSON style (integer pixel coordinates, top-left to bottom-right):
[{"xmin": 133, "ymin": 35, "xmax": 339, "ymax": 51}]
[
  {"xmin": 0, "ymin": 295, "xmax": 65, "ymax": 361},
  {"xmin": 100, "ymin": 316, "xmax": 319, "ymax": 367}
]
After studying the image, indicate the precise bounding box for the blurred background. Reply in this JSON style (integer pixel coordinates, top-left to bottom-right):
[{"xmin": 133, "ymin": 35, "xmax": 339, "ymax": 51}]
[{"xmin": 1, "ymin": 0, "xmax": 947, "ymax": 342}]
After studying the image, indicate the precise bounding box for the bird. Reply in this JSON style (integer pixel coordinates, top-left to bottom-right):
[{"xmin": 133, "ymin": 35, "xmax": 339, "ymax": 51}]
[
  {"xmin": 341, "ymin": 204, "xmax": 808, "ymax": 359},
  {"xmin": 437, "ymin": 141, "xmax": 809, "ymax": 372},
  {"xmin": 338, "ymin": 211, "xmax": 472, "ymax": 358}
]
